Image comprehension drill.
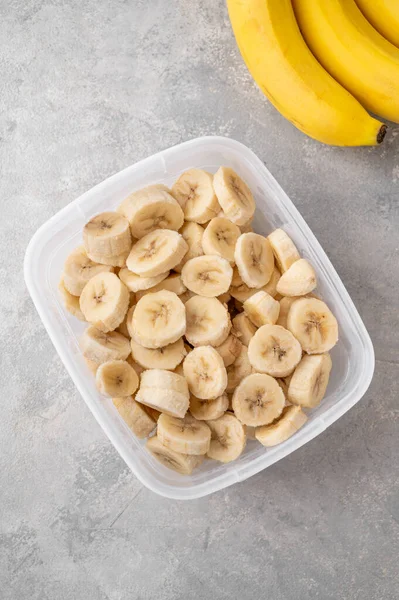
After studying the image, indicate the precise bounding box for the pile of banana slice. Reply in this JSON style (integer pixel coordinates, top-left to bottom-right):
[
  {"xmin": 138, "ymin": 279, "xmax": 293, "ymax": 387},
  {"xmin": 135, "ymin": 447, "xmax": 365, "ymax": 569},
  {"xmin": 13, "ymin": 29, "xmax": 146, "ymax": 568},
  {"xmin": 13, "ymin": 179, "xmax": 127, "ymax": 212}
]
[{"xmin": 59, "ymin": 166, "xmax": 339, "ymax": 476}]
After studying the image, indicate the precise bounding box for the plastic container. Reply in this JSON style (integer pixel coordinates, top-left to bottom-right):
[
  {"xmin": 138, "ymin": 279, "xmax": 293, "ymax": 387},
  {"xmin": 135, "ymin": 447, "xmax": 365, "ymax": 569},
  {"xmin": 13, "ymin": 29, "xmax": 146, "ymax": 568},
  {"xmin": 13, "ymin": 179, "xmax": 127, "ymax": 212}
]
[{"xmin": 24, "ymin": 136, "xmax": 374, "ymax": 499}]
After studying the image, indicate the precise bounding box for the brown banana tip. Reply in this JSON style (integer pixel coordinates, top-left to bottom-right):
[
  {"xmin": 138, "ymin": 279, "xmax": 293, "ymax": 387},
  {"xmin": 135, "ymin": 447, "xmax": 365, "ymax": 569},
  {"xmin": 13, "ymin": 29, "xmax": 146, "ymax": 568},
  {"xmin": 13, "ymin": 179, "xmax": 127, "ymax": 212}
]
[{"xmin": 377, "ymin": 124, "xmax": 387, "ymax": 144}]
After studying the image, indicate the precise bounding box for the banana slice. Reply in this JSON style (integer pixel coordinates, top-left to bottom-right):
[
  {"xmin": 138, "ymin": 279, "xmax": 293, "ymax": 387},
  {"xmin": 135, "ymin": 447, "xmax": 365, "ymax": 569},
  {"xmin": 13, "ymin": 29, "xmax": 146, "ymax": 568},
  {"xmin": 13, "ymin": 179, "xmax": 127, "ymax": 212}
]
[
  {"xmin": 232, "ymin": 373, "xmax": 285, "ymax": 426},
  {"xmin": 115, "ymin": 309, "xmax": 131, "ymax": 338},
  {"xmin": 157, "ymin": 413, "xmax": 211, "ymax": 455},
  {"xmin": 174, "ymin": 221, "xmax": 204, "ymax": 272},
  {"xmin": 240, "ymin": 216, "xmax": 254, "ymax": 233},
  {"xmin": 276, "ymin": 378, "xmax": 291, "ymax": 405},
  {"xmin": 287, "ymin": 297, "xmax": 338, "ymax": 354},
  {"xmin": 288, "ymin": 353, "xmax": 332, "ymax": 408},
  {"xmin": 86, "ymin": 249, "xmax": 130, "ymax": 268},
  {"xmin": 126, "ymin": 353, "xmax": 146, "ymax": 376},
  {"xmin": 118, "ymin": 267, "xmax": 169, "ymax": 293},
  {"xmin": 189, "ymin": 393, "xmax": 229, "ymax": 420},
  {"xmin": 83, "ymin": 211, "xmax": 132, "ymax": 258},
  {"xmin": 63, "ymin": 246, "xmax": 113, "ymax": 296},
  {"xmin": 179, "ymin": 290, "xmax": 196, "ymax": 304},
  {"xmin": 136, "ymin": 369, "xmax": 190, "ymax": 418},
  {"xmin": 213, "ymin": 167, "xmax": 255, "ymax": 226},
  {"xmin": 96, "ymin": 359, "xmax": 139, "ymax": 397},
  {"xmin": 185, "ymin": 296, "xmax": 231, "ymax": 347},
  {"xmin": 183, "ymin": 346, "xmax": 227, "ymax": 399},
  {"xmin": 84, "ymin": 357, "xmax": 99, "ymax": 375},
  {"xmin": 113, "ymin": 396, "xmax": 156, "ymax": 438},
  {"xmin": 58, "ymin": 278, "xmax": 86, "ymax": 320},
  {"xmin": 130, "ymin": 337, "xmax": 186, "ymax": 370},
  {"xmin": 135, "ymin": 273, "xmax": 186, "ymax": 301},
  {"xmin": 268, "ymin": 229, "xmax": 300, "ymax": 273},
  {"xmin": 255, "ymin": 405, "xmax": 308, "ymax": 447},
  {"xmin": 117, "ymin": 186, "xmax": 184, "ymax": 238},
  {"xmin": 276, "ymin": 259, "xmax": 317, "ymax": 297},
  {"xmin": 126, "ymin": 229, "xmax": 188, "ymax": 277},
  {"xmin": 146, "ymin": 435, "xmax": 204, "ymax": 475},
  {"xmin": 80, "ymin": 326, "xmax": 131, "ymax": 363},
  {"xmin": 226, "ymin": 345, "xmax": 252, "ymax": 392},
  {"xmin": 171, "ymin": 168, "xmax": 221, "ymax": 223},
  {"xmin": 125, "ymin": 305, "xmax": 136, "ymax": 338},
  {"xmin": 206, "ymin": 412, "xmax": 246, "ymax": 463},
  {"xmin": 232, "ymin": 313, "xmax": 257, "ymax": 346},
  {"xmin": 277, "ymin": 296, "xmax": 301, "ymax": 329},
  {"xmin": 248, "ymin": 324, "xmax": 302, "ymax": 377},
  {"xmin": 234, "ymin": 233, "xmax": 274, "ymax": 288},
  {"xmin": 243, "ymin": 291, "xmax": 280, "ymax": 327},
  {"xmin": 263, "ymin": 266, "xmax": 281, "ymax": 298},
  {"xmin": 132, "ymin": 290, "xmax": 186, "ymax": 349},
  {"xmin": 215, "ymin": 333, "xmax": 243, "ymax": 367},
  {"xmin": 202, "ymin": 217, "xmax": 241, "ymax": 263},
  {"xmin": 79, "ymin": 272, "xmax": 129, "ymax": 332},
  {"xmin": 181, "ymin": 255, "xmax": 233, "ymax": 297},
  {"xmin": 229, "ymin": 267, "xmax": 280, "ymax": 303}
]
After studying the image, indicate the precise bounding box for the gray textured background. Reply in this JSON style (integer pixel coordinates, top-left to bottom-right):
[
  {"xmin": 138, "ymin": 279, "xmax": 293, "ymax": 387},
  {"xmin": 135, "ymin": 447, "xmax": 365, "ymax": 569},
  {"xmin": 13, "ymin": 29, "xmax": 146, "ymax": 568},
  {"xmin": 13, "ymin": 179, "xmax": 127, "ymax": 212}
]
[{"xmin": 1, "ymin": 1, "xmax": 398, "ymax": 598}]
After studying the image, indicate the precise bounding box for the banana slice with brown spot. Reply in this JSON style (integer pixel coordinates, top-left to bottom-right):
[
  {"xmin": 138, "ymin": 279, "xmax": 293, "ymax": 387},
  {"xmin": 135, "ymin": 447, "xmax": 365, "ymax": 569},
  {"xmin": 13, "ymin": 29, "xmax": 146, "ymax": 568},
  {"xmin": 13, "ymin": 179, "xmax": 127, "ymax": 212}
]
[
  {"xmin": 232, "ymin": 373, "xmax": 285, "ymax": 426},
  {"xmin": 288, "ymin": 353, "xmax": 332, "ymax": 408},
  {"xmin": 243, "ymin": 291, "xmax": 280, "ymax": 327},
  {"xmin": 146, "ymin": 435, "xmax": 204, "ymax": 474},
  {"xmin": 157, "ymin": 413, "xmax": 211, "ymax": 455},
  {"xmin": 202, "ymin": 217, "xmax": 241, "ymax": 264},
  {"xmin": 287, "ymin": 297, "xmax": 338, "ymax": 354},
  {"xmin": 79, "ymin": 272, "xmax": 129, "ymax": 332},
  {"xmin": 189, "ymin": 393, "xmax": 229, "ymax": 421},
  {"xmin": 215, "ymin": 333, "xmax": 243, "ymax": 367},
  {"xmin": 63, "ymin": 246, "xmax": 113, "ymax": 296},
  {"xmin": 174, "ymin": 221, "xmax": 205, "ymax": 272},
  {"xmin": 130, "ymin": 337, "xmax": 186, "ymax": 370},
  {"xmin": 131, "ymin": 290, "xmax": 186, "ymax": 349},
  {"xmin": 234, "ymin": 233, "xmax": 275, "ymax": 288},
  {"xmin": 96, "ymin": 359, "xmax": 139, "ymax": 397},
  {"xmin": 172, "ymin": 168, "xmax": 221, "ymax": 223},
  {"xmin": 113, "ymin": 396, "xmax": 156, "ymax": 438},
  {"xmin": 80, "ymin": 326, "xmax": 131, "ymax": 364},
  {"xmin": 135, "ymin": 273, "xmax": 186, "ymax": 301},
  {"xmin": 58, "ymin": 277, "xmax": 86, "ymax": 320},
  {"xmin": 213, "ymin": 167, "xmax": 255, "ymax": 226},
  {"xmin": 248, "ymin": 324, "xmax": 302, "ymax": 377},
  {"xmin": 83, "ymin": 211, "xmax": 132, "ymax": 259},
  {"xmin": 183, "ymin": 346, "xmax": 227, "ymax": 399},
  {"xmin": 185, "ymin": 296, "xmax": 231, "ymax": 347},
  {"xmin": 126, "ymin": 229, "xmax": 188, "ymax": 277},
  {"xmin": 181, "ymin": 255, "xmax": 233, "ymax": 297},
  {"xmin": 268, "ymin": 229, "xmax": 301, "ymax": 273},
  {"xmin": 118, "ymin": 268, "xmax": 170, "ymax": 292},
  {"xmin": 206, "ymin": 412, "xmax": 246, "ymax": 463},
  {"xmin": 276, "ymin": 259, "xmax": 317, "ymax": 297},
  {"xmin": 232, "ymin": 313, "xmax": 257, "ymax": 346},
  {"xmin": 255, "ymin": 405, "xmax": 308, "ymax": 447},
  {"xmin": 226, "ymin": 345, "xmax": 253, "ymax": 392}
]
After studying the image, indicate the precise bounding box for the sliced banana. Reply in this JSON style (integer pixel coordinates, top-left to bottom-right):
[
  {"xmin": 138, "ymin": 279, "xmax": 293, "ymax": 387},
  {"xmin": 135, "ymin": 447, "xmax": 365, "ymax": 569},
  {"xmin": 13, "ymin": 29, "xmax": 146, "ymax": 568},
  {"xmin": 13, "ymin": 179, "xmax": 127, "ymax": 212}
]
[
  {"xmin": 63, "ymin": 246, "xmax": 113, "ymax": 296},
  {"xmin": 181, "ymin": 255, "xmax": 233, "ymax": 297},
  {"xmin": 171, "ymin": 168, "xmax": 220, "ymax": 223},
  {"xmin": 146, "ymin": 435, "xmax": 204, "ymax": 475},
  {"xmin": 213, "ymin": 166, "xmax": 255, "ymax": 226},
  {"xmin": 84, "ymin": 357, "xmax": 99, "ymax": 374},
  {"xmin": 80, "ymin": 326, "xmax": 131, "ymax": 364},
  {"xmin": 268, "ymin": 229, "xmax": 300, "ymax": 273},
  {"xmin": 118, "ymin": 267, "xmax": 169, "ymax": 293},
  {"xmin": 179, "ymin": 290, "xmax": 196, "ymax": 304},
  {"xmin": 118, "ymin": 186, "xmax": 184, "ymax": 238},
  {"xmin": 277, "ymin": 296, "xmax": 301, "ymax": 329},
  {"xmin": 229, "ymin": 267, "xmax": 281, "ymax": 303},
  {"xmin": 255, "ymin": 405, "xmax": 308, "ymax": 447},
  {"xmin": 136, "ymin": 369, "xmax": 190, "ymax": 418},
  {"xmin": 287, "ymin": 297, "xmax": 338, "ymax": 354},
  {"xmin": 248, "ymin": 324, "xmax": 302, "ymax": 377},
  {"xmin": 189, "ymin": 393, "xmax": 229, "ymax": 421},
  {"xmin": 157, "ymin": 413, "xmax": 211, "ymax": 455},
  {"xmin": 234, "ymin": 233, "xmax": 274, "ymax": 288},
  {"xmin": 243, "ymin": 291, "xmax": 280, "ymax": 327},
  {"xmin": 276, "ymin": 259, "xmax": 317, "ymax": 297},
  {"xmin": 96, "ymin": 359, "xmax": 139, "ymax": 397},
  {"xmin": 206, "ymin": 412, "xmax": 246, "ymax": 463},
  {"xmin": 232, "ymin": 373, "xmax": 285, "ymax": 426},
  {"xmin": 263, "ymin": 266, "xmax": 281, "ymax": 298},
  {"xmin": 288, "ymin": 353, "xmax": 332, "ymax": 408},
  {"xmin": 79, "ymin": 272, "xmax": 129, "ymax": 332},
  {"xmin": 135, "ymin": 273, "xmax": 186, "ymax": 301},
  {"xmin": 226, "ymin": 345, "xmax": 252, "ymax": 392},
  {"xmin": 113, "ymin": 396, "xmax": 156, "ymax": 438},
  {"xmin": 58, "ymin": 278, "xmax": 86, "ymax": 320},
  {"xmin": 185, "ymin": 296, "xmax": 231, "ymax": 347},
  {"xmin": 131, "ymin": 290, "xmax": 186, "ymax": 349},
  {"xmin": 83, "ymin": 211, "xmax": 132, "ymax": 258},
  {"xmin": 232, "ymin": 313, "xmax": 257, "ymax": 346},
  {"xmin": 115, "ymin": 308, "xmax": 131, "ymax": 338},
  {"xmin": 183, "ymin": 346, "xmax": 227, "ymax": 399},
  {"xmin": 215, "ymin": 333, "xmax": 243, "ymax": 367},
  {"xmin": 86, "ymin": 249, "xmax": 130, "ymax": 268},
  {"xmin": 126, "ymin": 229, "xmax": 188, "ymax": 277},
  {"xmin": 174, "ymin": 221, "xmax": 204, "ymax": 272},
  {"xmin": 202, "ymin": 217, "xmax": 241, "ymax": 264},
  {"xmin": 130, "ymin": 337, "xmax": 186, "ymax": 370},
  {"xmin": 125, "ymin": 304, "xmax": 135, "ymax": 338},
  {"xmin": 126, "ymin": 353, "xmax": 146, "ymax": 376}
]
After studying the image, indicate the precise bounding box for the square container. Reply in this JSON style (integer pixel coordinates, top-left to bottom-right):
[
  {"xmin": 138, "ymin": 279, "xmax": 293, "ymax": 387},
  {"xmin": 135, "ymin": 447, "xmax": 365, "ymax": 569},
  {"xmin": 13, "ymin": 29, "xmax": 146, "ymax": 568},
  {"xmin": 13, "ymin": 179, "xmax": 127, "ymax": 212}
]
[{"xmin": 24, "ymin": 136, "xmax": 374, "ymax": 499}]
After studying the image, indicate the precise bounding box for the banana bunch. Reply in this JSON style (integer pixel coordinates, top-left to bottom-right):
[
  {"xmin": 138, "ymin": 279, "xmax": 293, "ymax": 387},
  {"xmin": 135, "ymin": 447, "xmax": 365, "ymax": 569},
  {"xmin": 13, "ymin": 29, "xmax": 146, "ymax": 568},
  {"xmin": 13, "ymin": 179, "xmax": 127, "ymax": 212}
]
[
  {"xmin": 227, "ymin": 0, "xmax": 399, "ymax": 145},
  {"xmin": 59, "ymin": 167, "xmax": 339, "ymax": 475}
]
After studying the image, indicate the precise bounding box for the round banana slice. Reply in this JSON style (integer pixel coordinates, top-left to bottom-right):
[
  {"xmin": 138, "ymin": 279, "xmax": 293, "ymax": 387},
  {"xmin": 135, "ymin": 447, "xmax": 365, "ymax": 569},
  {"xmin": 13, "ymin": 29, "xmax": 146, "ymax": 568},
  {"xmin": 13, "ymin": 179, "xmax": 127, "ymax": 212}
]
[
  {"xmin": 287, "ymin": 297, "xmax": 338, "ymax": 354},
  {"xmin": 213, "ymin": 167, "xmax": 256, "ymax": 226},
  {"xmin": 118, "ymin": 268, "xmax": 169, "ymax": 292},
  {"xmin": 181, "ymin": 255, "xmax": 233, "ymax": 297},
  {"xmin": 248, "ymin": 324, "xmax": 302, "ymax": 378},
  {"xmin": 268, "ymin": 229, "xmax": 300, "ymax": 273},
  {"xmin": 63, "ymin": 246, "xmax": 113, "ymax": 296},
  {"xmin": 243, "ymin": 291, "xmax": 280, "ymax": 327},
  {"xmin": 86, "ymin": 249, "xmax": 130, "ymax": 267},
  {"xmin": 232, "ymin": 313, "xmax": 257, "ymax": 346},
  {"xmin": 206, "ymin": 412, "xmax": 246, "ymax": 463},
  {"xmin": 146, "ymin": 435, "xmax": 204, "ymax": 475},
  {"xmin": 171, "ymin": 168, "xmax": 221, "ymax": 223},
  {"xmin": 135, "ymin": 273, "xmax": 186, "ymax": 301},
  {"xmin": 234, "ymin": 232, "xmax": 275, "ymax": 289},
  {"xmin": 215, "ymin": 333, "xmax": 243, "ymax": 367},
  {"xmin": 157, "ymin": 413, "xmax": 211, "ymax": 455},
  {"xmin": 232, "ymin": 373, "xmax": 285, "ymax": 426},
  {"xmin": 255, "ymin": 405, "xmax": 308, "ymax": 447},
  {"xmin": 202, "ymin": 217, "xmax": 241, "ymax": 264},
  {"xmin": 230, "ymin": 267, "xmax": 281, "ymax": 303},
  {"xmin": 276, "ymin": 259, "xmax": 317, "ymax": 297},
  {"xmin": 183, "ymin": 346, "xmax": 227, "ymax": 399},
  {"xmin": 83, "ymin": 211, "xmax": 132, "ymax": 258},
  {"xmin": 185, "ymin": 296, "xmax": 231, "ymax": 347},
  {"xmin": 288, "ymin": 353, "xmax": 332, "ymax": 408},
  {"xmin": 79, "ymin": 272, "xmax": 130, "ymax": 332},
  {"xmin": 277, "ymin": 296, "xmax": 301, "ymax": 329},
  {"xmin": 113, "ymin": 396, "xmax": 156, "ymax": 438},
  {"xmin": 130, "ymin": 337, "xmax": 186, "ymax": 370},
  {"xmin": 189, "ymin": 393, "xmax": 229, "ymax": 421},
  {"xmin": 132, "ymin": 290, "xmax": 186, "ymax": 349},
  {"xmin": 80, "ymin": 326, "xmax": 131, "ymax": 364},
  {"xmin": 136, "ymin": 369, "xmax": 190, "ymax": 418},
  {"xmin": 126, "ymin": 229, "xmax": 188, "ymax": 277},
  {"xmin": 118, "ymin": 186, "xmax": 184, "ymax": 239},
  {"xmin": 226, "ymin": 345, "xmax": 253, "ymax": 392},
  {"xmin": 58, "ymin": 277, "xmax": 86, "ymax": 320},
  {"xmin": 174, "ymin": 221, "xmax": 204, "ymax": 272},
  {"xmin": 96, "ymin": 359, "xmax": 139, "ymax": 397}
]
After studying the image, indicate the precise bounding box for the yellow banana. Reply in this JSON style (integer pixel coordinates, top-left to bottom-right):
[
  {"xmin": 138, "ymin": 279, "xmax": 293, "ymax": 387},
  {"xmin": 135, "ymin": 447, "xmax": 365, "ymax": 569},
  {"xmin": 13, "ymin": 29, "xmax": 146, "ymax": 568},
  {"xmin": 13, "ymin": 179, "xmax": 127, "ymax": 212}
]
[
  {"xmin": 292, "ymin": 0, "xmax": 399, "ymax": 123},
  {"xmin": 226, "ymin": 0, "xmax": 386, "ymax": 146},
  {"xmin": 355, "ymin": 0, "xmax": 399, "ymax": 49}
]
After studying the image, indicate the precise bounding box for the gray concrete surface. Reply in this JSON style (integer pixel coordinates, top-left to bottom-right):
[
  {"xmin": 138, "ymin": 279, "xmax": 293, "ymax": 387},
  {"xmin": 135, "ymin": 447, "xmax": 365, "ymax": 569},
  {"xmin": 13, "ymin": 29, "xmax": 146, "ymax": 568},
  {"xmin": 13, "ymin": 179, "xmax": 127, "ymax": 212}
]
[{"xmin": 1, "ymin": 1, "xmax": 398, "ymax": 598}]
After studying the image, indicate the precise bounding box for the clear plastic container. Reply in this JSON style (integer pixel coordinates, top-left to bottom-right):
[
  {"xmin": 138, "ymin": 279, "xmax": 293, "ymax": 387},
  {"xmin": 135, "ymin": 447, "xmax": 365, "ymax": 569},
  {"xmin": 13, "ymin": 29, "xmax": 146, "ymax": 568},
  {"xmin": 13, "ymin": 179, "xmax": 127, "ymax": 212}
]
[{"xmin": 24, "ymin": 136, "xmax": 374, "ymax": 499}]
